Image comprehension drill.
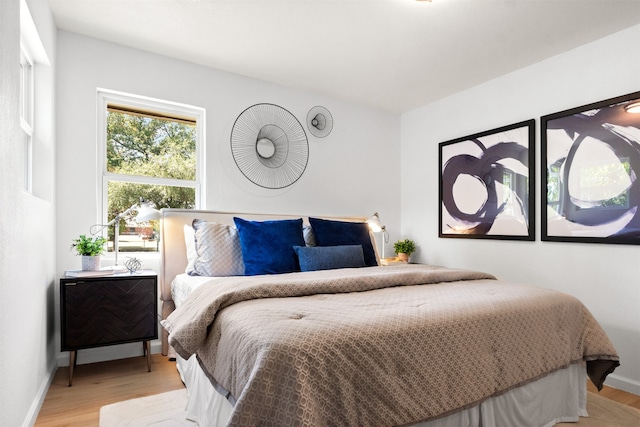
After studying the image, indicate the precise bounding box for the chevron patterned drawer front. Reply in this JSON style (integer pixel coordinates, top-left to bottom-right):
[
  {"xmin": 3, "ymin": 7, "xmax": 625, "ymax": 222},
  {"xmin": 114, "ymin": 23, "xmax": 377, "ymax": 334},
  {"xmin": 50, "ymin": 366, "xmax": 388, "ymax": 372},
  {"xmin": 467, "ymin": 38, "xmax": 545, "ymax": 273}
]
[{"xmin": 60, "ymin": 273, "xmax": 158, "ymax": 351}]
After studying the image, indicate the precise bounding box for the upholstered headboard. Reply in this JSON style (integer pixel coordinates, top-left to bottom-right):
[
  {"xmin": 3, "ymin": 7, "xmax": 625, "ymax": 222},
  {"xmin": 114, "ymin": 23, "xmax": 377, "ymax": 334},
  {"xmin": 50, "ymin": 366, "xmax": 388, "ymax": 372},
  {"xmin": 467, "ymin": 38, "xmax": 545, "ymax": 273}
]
[{"xmin": 158, "ymin": 209, "xmax": 371, "ymax": 355}]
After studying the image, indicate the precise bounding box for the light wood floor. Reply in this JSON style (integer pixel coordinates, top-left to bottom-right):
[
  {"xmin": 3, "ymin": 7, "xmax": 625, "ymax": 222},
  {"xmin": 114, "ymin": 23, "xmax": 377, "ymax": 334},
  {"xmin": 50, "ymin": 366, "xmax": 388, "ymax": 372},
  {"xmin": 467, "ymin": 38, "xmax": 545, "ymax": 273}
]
[
  {"xmin": 587, "ymin": 381, "xmax": 640, "ymax": 410},
  {"xmin": 35, "ymin": 354, "xmax": 185, "ymax": 427},
  {"xmin": 35, "ymin": 354, "xmax": 640, "ymax": 426}
]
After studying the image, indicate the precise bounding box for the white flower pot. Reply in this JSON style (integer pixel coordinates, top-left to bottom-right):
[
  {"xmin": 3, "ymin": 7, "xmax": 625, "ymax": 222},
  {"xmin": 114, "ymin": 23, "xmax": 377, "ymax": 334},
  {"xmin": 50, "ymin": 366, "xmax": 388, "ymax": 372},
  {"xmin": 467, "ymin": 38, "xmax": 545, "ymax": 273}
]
[{"xmin": 81, "ymin": 255, "xmax": 101, "ymax": 271}]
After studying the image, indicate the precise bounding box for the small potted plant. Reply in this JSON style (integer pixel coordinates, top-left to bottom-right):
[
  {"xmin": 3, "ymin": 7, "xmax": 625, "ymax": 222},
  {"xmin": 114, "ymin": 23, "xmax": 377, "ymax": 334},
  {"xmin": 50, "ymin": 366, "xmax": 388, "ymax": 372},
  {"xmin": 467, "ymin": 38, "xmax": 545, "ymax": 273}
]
[
  {"xmin": 71, "ymin": 234, "xmax": 107, "ymax": 271},
  {"xmin": 393, "ymin": 238, "xmax": 416, "ymax": 263}
]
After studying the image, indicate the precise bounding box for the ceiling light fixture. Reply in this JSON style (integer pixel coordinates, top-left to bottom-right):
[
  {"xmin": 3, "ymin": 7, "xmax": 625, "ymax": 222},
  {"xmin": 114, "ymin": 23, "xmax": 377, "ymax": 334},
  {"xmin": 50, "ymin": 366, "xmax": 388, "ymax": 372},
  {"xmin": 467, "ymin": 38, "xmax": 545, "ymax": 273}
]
[{"xmin": 624, "ymin": 102, "xmax": 640, "ymax": 113}]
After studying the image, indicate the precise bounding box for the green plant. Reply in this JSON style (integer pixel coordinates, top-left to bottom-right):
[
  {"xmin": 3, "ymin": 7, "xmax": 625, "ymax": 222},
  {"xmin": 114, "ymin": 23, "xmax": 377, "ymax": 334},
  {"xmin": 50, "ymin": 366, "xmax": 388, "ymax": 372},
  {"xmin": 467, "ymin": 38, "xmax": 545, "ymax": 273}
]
[
  {"xmin": 71, "ymin": 235, "xmax": 107, "ymax": 256},
  {"xmin": 393, "ymin": 238, "xmax": 416, "ymax": 256}
]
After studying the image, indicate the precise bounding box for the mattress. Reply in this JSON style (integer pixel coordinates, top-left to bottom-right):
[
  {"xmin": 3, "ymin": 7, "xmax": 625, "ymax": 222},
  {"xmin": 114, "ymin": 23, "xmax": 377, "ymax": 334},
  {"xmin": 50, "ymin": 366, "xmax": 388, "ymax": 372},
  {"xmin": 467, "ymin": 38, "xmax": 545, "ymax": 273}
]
[{"xmin": 172, "ymin": 273, "xmax": 216, "ymax": 308}]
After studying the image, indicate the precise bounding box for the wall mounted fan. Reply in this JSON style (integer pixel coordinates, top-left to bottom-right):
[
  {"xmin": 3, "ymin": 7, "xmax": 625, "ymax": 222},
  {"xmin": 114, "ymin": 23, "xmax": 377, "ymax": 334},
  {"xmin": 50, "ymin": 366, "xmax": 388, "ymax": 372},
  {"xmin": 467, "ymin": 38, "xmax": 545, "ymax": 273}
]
[
  {"xmin": 231, "ymin": 103, "xmax": 309, "ymax": 189},
  {"xmin": 306, "ymin": 106, "xmax": 333, "ymax": 138}
]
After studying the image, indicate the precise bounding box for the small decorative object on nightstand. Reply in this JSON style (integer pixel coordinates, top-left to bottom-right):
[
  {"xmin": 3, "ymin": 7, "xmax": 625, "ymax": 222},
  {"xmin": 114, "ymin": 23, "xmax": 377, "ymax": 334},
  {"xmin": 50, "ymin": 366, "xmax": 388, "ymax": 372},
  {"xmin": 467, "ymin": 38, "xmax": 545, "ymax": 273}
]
[
  {"xmin": 60, "ymin": 270, "xmax": 158, "ymax": 386},
  {"xmin": 70, "ymin": 234, "xmax": 107, "ymax": 271},
  {"xmin": 393, "ymin": 238, "xmax": 417, "ymax": 263},
  {"xmin": 124, "ymin": 256, "xmax": 143, "ymax": 273}
]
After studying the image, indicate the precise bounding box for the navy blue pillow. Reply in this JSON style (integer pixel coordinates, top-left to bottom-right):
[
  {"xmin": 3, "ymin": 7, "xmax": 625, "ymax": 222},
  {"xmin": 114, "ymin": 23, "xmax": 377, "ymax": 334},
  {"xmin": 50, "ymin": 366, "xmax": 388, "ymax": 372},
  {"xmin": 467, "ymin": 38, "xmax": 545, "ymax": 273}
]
[
  {"xmin": 294, "ymin": 245, "xmax": 365, "ymax": 272},
  {"xmin": 308, "ymin": 217, "xmax": 378, "ymax": 266},
  {"xmin": 233, "ymin": 217, "xmax": 305, "ymax": 275}
]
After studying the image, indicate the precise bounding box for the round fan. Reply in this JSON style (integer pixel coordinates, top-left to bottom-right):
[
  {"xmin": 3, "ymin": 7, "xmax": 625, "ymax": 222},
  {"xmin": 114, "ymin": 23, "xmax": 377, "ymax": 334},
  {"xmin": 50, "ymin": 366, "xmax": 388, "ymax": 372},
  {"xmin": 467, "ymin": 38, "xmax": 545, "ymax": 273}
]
[
  {"xmin": 306, "ymin": 106, "xmax": 333, "ymax": 138},
  {"xmin": 231, "ymin": 103, "xmax": 309, "ymax": 189}
]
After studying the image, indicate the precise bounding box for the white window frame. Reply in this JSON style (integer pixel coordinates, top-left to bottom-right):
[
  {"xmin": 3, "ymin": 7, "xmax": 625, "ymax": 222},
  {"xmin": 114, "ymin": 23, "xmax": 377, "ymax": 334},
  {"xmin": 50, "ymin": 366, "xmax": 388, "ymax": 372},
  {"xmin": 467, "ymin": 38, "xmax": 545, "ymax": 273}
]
[
  {"xmin": 97, "ymin": 89, "xmax": 206, "ymax": 255},
  {"xmin": 20, "ymin": 0, "xmax": 51, "ymax": 198},
  {"xmin": 19, "ymin": 43, "xmax": 34, "ymax": 193}
]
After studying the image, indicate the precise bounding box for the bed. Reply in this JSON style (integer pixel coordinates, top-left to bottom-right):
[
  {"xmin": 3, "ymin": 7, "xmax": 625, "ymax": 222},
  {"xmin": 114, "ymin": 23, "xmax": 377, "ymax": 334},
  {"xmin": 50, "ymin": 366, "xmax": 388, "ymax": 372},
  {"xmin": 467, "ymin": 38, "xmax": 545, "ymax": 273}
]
[{"xmin": 159, "ymin": 209, "xmax": 620, "ymax": 427}]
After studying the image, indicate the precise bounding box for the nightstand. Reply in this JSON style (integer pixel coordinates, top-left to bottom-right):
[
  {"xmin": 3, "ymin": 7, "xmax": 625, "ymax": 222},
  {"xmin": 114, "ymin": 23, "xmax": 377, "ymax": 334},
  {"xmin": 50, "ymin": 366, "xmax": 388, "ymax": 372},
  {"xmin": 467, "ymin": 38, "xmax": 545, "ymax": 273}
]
[{"xmin": 60, "ymin": 270, "xmax": 158, "ymax": 386}]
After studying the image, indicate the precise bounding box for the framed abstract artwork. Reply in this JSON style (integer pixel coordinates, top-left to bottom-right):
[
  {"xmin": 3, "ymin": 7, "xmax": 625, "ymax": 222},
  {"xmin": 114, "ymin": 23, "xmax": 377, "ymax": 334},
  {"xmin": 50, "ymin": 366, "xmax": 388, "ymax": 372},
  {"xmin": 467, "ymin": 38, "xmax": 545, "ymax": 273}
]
[
  {"xmin": 541, "ymin": 91, "xmax": 640, "ymax": 244},
  {"xmin": 439, "ymin": 120, "xmax": 535, "ymax": 240}
]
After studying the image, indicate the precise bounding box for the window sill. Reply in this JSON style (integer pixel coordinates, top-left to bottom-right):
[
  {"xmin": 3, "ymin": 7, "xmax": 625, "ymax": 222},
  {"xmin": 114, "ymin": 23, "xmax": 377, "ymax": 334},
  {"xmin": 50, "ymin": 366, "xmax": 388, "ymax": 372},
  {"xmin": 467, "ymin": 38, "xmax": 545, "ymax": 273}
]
[{"xmin": 101, "ymin": 251, "xmax": 161, "ymax": 268}]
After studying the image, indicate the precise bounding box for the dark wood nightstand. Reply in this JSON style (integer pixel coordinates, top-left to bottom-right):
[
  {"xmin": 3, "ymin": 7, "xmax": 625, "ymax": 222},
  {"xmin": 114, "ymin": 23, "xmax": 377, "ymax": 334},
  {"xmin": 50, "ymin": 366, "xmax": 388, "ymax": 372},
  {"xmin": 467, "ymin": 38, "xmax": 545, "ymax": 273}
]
[{"xmin": 60, "ymin": 270, "xmax": 158, "ymax": 386}]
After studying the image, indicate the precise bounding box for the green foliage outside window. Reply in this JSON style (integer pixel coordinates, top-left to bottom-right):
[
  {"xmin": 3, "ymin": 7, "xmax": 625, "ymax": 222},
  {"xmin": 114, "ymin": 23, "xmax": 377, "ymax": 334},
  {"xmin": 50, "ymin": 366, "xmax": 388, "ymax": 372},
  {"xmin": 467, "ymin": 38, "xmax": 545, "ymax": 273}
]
[
  {"xmin": 107, "ymin": 112, "xmax": 196, "ymax": 179},
  {"xmin": 106, "ymin": 111, "xmax": 197, "ymax": 249}
]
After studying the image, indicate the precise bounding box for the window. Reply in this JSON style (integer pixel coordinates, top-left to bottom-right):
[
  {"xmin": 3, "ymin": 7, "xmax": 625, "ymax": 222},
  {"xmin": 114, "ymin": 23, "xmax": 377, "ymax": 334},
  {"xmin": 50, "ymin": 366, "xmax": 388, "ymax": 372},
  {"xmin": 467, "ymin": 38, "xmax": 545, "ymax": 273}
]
[
  {"xmin": 19, "ymin": 44, "xmax": 33, "ymax": 192},
  {"xmin": 20, "ymin": 0, "xmax": 52, "ymax": 200},
  {"xmin": 98, "ymin": 90, "xmax": 205, "ymax": 254}
]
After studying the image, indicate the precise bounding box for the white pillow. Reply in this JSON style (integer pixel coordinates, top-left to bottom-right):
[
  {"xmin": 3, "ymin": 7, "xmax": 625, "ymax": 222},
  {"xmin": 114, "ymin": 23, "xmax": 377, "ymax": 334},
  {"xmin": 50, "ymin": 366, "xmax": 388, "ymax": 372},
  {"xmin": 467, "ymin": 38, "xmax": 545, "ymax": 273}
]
[
  {"xmin": 303, "ymin": 224, "xmax": 317, "ymax": 246},
  {"xmin": 188, "ymin": 219, "xmax": 244, "ymax": 277},
  {"xmin": 184, "ymin": 224, "xmax": 197, "ymax": 273}
]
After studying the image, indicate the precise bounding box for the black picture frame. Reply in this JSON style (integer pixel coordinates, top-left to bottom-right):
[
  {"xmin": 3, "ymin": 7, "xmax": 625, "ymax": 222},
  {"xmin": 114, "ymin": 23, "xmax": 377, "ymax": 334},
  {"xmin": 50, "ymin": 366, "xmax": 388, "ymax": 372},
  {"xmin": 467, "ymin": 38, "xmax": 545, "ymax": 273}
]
[
  {"xmin": 541, "ymin": 91, "xmax": 640, "ymax": 245},
  {"xmin": 439, "ymin": 119, "xmax": 535, "ymax": 240}
]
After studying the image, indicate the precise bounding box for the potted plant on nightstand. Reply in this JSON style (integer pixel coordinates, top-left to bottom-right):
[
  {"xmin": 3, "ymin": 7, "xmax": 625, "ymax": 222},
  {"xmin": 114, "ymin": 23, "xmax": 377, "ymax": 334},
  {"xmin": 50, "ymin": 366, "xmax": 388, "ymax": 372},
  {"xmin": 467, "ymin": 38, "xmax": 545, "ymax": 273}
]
[
  {"xmin": 71, "ymin": 235, "xmax": 107, "ymax": 271},
  {"xmin": 393, "ymin": 238, "xmax": 416, "ymax": 263}
]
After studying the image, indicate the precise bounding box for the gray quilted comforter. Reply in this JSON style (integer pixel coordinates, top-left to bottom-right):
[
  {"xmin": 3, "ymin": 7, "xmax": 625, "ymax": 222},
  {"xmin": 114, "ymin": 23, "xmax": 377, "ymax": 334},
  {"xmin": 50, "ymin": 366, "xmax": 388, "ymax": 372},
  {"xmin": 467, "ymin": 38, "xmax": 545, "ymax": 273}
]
[{"xmin": 162, "ymin": 264, "xmax": 619, "ymax": 427}]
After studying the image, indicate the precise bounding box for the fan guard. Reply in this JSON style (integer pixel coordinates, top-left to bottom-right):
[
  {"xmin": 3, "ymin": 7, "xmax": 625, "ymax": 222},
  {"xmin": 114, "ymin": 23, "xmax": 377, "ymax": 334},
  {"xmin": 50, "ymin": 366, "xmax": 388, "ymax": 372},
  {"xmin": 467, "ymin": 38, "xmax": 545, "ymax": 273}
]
[
  {"xmin": 231, "ymin": 103, "xmax": 308, "ymax": 189},
  {"xmin": 306, "ymin": 106, "xmax": 333, "ymax": 138}
]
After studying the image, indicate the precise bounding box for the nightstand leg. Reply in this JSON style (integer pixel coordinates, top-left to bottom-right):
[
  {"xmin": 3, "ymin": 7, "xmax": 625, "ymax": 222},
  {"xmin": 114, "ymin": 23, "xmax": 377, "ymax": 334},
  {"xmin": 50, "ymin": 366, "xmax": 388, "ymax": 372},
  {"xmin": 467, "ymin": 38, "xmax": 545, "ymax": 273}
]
[
  {"xmin": 144, "ymin": 340, "xmax": 151, "ymax": 372},
  {"xmin": 68, "ymin": 350, "xmax": 76, "ymax": 387}
]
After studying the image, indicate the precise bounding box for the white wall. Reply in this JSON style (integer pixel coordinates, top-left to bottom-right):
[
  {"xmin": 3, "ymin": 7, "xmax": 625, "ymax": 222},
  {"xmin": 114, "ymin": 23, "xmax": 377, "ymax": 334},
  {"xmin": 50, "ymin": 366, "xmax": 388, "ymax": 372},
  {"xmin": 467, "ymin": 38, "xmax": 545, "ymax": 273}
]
[
  {"xmin": 401, "ymin": 24, "xmax": 640, "ymax": 394},
  {"xmin": 0, "ymin": 0, "xmax": 57, "ymax": 426},
  {"xmin": 55, "ymin": 31, "xmax": 401, "ymax": 365}
]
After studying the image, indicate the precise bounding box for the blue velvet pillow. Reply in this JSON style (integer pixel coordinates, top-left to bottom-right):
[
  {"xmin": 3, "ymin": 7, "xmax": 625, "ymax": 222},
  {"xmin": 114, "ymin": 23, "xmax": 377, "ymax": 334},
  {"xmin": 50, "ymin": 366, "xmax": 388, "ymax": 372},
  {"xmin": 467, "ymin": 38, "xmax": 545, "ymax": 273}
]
[
  {"xmin": 308, "ymin": 217, "xmax": 378, "ymax": 266},
  {"xmin": 294, "ymin": 245, "xmax": 365, "ymax": 272},
  {"xmin": 233, "ymin": 217, "xmax": 305, "ymax": 275}
]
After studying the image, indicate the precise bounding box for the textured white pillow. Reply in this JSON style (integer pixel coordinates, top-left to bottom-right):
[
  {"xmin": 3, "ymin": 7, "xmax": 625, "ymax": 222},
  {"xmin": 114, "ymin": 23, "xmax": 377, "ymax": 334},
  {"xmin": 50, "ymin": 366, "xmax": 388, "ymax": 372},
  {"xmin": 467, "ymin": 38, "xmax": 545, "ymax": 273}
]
[
  {"xmin": 303, "ymin": 224, "xmax": 317, "ymax": 246},
  {"xmin": 188, "ymin": 219, "xmax": 244, "ymax": 277},
  {"xmin": 184, "ymin": 224, "xmax": 197, "ymax": 273}
]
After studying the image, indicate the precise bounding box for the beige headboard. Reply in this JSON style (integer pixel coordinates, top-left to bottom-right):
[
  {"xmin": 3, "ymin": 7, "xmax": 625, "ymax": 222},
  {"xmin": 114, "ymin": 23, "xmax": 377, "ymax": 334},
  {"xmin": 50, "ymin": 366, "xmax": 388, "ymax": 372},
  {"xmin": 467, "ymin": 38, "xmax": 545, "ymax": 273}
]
[{"xmin": 158, "ymin": 209, "xmax": 370, "ymax": 355}]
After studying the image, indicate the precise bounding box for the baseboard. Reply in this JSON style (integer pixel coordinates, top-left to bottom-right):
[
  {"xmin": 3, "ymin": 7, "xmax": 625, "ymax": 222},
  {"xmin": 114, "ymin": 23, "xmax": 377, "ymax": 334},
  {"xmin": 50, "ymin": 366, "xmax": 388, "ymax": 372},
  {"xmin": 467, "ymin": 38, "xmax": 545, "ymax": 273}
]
[
  {"xmin": 23, "ymin": 358, "xmax": 58, "ymax": 427},
  {"xmin": 55, "ymin": 339, "xmax": 163, "ymax": 367},
  {"xmin": 605, "ymin": 373, "xmax": 640, "ymax": 396}
]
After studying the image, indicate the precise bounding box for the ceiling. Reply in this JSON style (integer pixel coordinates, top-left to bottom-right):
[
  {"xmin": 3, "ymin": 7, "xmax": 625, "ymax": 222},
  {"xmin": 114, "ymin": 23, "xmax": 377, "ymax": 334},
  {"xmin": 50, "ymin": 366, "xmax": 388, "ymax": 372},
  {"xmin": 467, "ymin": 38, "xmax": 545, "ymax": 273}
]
[{"xmin": 47, "ymin": 0, "xmax": 640, "ymax": 114}]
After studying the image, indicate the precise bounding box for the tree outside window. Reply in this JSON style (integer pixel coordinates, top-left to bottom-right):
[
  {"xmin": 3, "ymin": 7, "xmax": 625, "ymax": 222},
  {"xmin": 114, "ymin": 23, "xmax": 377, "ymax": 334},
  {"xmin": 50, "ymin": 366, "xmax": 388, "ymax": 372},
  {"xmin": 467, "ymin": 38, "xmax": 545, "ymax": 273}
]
[{"xmin": 101, "ymin": 92, "xmax": 203, "ymax": 253}]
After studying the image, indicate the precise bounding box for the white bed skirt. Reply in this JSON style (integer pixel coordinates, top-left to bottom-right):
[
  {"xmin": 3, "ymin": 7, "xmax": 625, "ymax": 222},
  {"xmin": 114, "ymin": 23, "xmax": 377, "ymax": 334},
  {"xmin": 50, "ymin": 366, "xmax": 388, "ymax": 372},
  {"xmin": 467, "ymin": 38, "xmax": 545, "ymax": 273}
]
[{"xmin": 176, "ymin": 354, "xmax": 587, "ymax": 427}]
